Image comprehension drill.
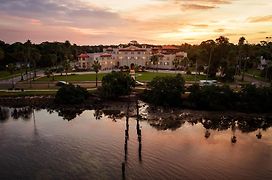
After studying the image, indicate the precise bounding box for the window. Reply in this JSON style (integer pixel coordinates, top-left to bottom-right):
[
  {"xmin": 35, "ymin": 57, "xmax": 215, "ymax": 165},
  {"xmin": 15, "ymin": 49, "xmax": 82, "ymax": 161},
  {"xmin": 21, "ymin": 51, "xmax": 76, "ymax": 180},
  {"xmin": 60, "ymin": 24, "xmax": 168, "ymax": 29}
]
[
  {"xmin": 131, "ymin": 52, "xmax": 134, "ymax": 54},
  {"xmin": 138, "ymin": 52, "xmax": 141, "ymax": 54}
]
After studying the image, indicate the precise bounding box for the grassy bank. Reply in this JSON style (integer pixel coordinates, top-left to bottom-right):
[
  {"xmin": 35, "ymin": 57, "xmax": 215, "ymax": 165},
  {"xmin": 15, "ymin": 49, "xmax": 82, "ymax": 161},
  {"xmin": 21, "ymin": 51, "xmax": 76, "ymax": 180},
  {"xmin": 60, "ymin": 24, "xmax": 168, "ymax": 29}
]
[
  {"xmin": 0, "ymin": 89, "xmax": 96, "ymax": 97},
  {"xmin": 0, "ymin": 91, "xmax": 57, "ymax": 97}
]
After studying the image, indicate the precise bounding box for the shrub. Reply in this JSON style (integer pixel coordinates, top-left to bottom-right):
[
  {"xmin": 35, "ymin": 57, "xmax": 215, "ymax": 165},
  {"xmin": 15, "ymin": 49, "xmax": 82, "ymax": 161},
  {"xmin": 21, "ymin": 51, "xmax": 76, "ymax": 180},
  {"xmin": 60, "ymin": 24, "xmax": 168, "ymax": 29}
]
[
  {"xmin": 261, "ymin": 66, "xmax": 272, "ymax": 81},
  {"xmin": 188, "ymin": 85, "xmax": 236, "ymax": 110},
  {"xmin": 238, "ymin": 85, "xmax": 272, "ymax": 112},
  {"xmin": 55, "ymin": 84, "xmax": 89, "ymax": 104},
  {"xmin": 142, "ymin": 74, "xmax": 185, "ymax": 106},
  {"xmin": 99, "ymin": 72, "xmax": 135, "ymax": 99},
  {"xmin": 223, "ymin": 66, "xmax": 236, "ymax": 82},
  {"xmin": 186, "ymin": 70, "xmax": 191, "ymax": 75}
]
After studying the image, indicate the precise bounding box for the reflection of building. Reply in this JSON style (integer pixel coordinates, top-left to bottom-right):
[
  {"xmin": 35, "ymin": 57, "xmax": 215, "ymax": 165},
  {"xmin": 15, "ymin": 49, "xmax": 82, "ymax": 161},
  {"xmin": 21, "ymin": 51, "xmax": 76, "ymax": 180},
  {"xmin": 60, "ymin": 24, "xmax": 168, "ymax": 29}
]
[{"xmin": 76, "ymin": 41, "xmax": 187, "ymax": 70}]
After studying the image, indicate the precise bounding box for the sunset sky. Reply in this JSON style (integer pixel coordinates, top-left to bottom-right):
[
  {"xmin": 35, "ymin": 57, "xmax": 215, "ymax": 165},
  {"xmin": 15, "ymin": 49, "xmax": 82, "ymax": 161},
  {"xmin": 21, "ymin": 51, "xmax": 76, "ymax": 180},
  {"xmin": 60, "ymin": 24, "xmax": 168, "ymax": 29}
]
[{"xmin": 0, "ymin": 0, "xmax": 271, "ymax": 45}]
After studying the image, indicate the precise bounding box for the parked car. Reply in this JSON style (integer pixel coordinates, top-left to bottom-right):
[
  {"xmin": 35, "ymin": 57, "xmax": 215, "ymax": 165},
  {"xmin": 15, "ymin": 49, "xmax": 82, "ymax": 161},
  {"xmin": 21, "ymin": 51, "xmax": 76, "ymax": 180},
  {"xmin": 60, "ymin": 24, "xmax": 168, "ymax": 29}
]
[
  {"xmin": 56, "ymin": 81, "xmax": 70, "ymax": 87},
  {"xmin": 199, "ymin": 80, "xmax": 217, "ymax": 86}
]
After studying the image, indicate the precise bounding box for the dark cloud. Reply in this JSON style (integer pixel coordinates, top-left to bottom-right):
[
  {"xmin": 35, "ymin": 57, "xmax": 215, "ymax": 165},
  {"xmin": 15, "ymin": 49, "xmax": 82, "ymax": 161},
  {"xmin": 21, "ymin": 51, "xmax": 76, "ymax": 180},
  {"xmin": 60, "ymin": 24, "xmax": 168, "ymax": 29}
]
[{"xmin": 0, "ymin": 0, "xmax": 123, "ymax": 28}]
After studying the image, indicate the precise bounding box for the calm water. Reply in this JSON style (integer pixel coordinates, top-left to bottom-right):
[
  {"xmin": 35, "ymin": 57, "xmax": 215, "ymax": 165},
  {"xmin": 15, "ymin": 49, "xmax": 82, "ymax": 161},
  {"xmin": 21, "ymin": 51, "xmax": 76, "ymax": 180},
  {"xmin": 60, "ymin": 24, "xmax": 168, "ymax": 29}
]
[{"xmin": 0, "ymin": 102, "xmax": 272, "ymax": 180}]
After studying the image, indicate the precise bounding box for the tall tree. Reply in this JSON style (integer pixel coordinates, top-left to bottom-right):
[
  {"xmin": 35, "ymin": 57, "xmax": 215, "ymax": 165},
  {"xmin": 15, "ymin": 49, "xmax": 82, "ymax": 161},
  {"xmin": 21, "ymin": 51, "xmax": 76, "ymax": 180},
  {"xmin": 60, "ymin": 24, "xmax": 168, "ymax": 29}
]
[
  {"xmin": 31, "ymin": 49, "xmax": 41, "ymax": 79},
  {"xmin": 150, "ymin": 55, "xmax": 159, "ymax": 72},
  {"xmin": 44, "ymin": 69, "xmax": 52, "ymax": 88},
  {"xmin": 200, "ymin": 40, "xmax": 215, "ymax": 78},
  {"xmin": 6, "ymin": 63, "xmax": 16, "ymax": 89},
  {"xmin": 63, "ymin": 59, "xmax": 71, "ymax": 83},
  {"xmin": 49, "ymin": 54, "xmax": 57, "ymax": 80},
  {"xmin": 92, "ymin": 60, "xmax": 101, "ymax": 87},
  {"xmin": 172, "ymin": 57, "xmax": 180, "ymax": 73}
]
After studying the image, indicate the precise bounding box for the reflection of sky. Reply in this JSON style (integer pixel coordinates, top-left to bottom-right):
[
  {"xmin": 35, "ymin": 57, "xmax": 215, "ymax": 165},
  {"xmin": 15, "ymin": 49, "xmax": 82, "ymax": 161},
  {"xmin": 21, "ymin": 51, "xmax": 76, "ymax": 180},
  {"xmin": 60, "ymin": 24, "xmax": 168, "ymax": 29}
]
[
  {"xmin": 0, "ymin": 108, "xmax": 271, "ymax": 179},
  {"xmin": 0, "ymin": 0, "xmax": 271, "ymax": 44}
]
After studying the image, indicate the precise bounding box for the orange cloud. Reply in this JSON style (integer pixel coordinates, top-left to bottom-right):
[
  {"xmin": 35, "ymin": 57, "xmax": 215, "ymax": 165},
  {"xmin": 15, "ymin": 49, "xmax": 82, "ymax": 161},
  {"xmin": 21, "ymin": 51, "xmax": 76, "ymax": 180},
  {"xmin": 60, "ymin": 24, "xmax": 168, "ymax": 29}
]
[
  {"xmin": 181, "ymin": 4, "xmax": 216, "ymax": 10},
  {"xmin": 248, "ymin": 15, "xmax": 272, "ymax": 23}
]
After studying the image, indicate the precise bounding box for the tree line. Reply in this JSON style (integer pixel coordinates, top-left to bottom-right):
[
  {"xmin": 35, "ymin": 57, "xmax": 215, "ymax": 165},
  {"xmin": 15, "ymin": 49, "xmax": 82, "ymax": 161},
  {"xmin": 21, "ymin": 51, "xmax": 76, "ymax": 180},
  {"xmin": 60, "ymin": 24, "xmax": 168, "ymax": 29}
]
[
  {"xmin": 0, "ymin": 40, "xmax": 105, "ymax": 71},
  {"xmin": 0, "ymin": 37, "xmax": 272, "ymax": 81},
  {"xmin": 182, "ymin": 36, "xmax": 272, "ymax": 81}
]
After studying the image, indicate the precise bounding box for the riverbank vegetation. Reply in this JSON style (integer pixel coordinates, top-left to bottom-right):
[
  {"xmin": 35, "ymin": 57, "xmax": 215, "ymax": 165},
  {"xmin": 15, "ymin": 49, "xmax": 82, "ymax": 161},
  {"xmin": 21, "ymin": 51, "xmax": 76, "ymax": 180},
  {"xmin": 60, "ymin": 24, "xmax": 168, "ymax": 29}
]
[
  {"xmin": 141, "ymin": 74, "xmax": 185, "ymax": 106},
  {"xmin": 55, "ymin": 84, "xmax": 89, "ymax": 104},
  {"xmin": 99, "ymin": 71, "xmax": 135, "ymax": 99},
  {"xmin": 141, "ymin": 74, "xmax": 272, "ymax": 113}
]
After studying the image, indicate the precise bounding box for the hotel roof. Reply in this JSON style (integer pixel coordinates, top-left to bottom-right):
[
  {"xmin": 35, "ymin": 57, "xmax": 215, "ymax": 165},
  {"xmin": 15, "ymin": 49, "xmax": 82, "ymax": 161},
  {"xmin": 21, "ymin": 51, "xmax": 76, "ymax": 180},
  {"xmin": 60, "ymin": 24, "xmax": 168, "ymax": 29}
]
[
  {"xmin": 78, "ymin": 53, "xmax": 89, "ymax": 58},
  {"xmin": 119, "ymin": 45, "xmax": 147, "ymax": 51},
  {"xmin": 162, "ymin": 45, "xmax": 179, "ymax": 50}
]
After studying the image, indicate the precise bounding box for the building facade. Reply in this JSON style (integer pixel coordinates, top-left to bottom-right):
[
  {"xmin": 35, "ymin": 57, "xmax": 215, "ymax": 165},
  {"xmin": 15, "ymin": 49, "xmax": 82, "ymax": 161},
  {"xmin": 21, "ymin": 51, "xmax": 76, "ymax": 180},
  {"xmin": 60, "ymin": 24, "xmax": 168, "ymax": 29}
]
[{"xmin": 76, "ymin": 42, "xmax": 188, "ymax": 70}]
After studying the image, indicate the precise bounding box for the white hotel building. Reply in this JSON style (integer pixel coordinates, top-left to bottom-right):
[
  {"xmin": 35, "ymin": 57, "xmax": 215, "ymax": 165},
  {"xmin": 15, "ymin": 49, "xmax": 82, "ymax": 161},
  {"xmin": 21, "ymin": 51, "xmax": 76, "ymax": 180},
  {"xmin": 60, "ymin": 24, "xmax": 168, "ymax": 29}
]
[{"xmin": 76, "ymin": 41, "xmax": 187, "ymax": 70}]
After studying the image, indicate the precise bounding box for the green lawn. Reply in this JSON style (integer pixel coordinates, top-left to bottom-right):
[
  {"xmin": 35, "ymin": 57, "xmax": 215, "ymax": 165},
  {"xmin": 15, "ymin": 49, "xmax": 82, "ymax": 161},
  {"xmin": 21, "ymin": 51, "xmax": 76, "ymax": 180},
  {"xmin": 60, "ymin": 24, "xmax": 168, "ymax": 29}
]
[
  {"xmin": 136, "ymin": 72, "xmax": 206, "ymax": 81},
  {"xmin": 36, "ymin": 73, "xmax": 107, "ymax": 81},
  {"xmin": 36, "ymin": 72, "xmax": 207, "ymax": 82},
  {"xmin": 247, "ymin": 69, "xmax": 262, "ymax": 77},
  {"xmin": 0, "ymin": 70, "xmax": 24, "ymax": 80}
]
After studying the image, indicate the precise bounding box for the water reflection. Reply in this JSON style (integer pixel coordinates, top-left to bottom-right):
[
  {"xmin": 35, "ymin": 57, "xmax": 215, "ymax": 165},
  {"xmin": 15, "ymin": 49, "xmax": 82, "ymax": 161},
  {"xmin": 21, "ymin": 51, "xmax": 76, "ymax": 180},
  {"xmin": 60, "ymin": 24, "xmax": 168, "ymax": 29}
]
[
  {"xmin": 0, "ymin": 103, "xmax": 272, "ymax": 180},
  {"xmin": 0, "ymin": 107, "xmax": 9, "ymax": 122},
  {"xmin": 57, "ymin": 108, "xmax": 84, "ymax": 121},
  {"xmin": 11, "ymin": 107, "xmax": 33, "ymax": 121},
  {"xmin": 1, "ymin": 103, "xmax": 272, "ymax": 136},
  {"xmin": 122, "ymin": 103, "xmax": 129, "ymax": 179},
  {"xmin": 94, "ymin": 108, "xmax": 103, "ymax": 120},
  {"xmin": 1, "ymin": 103, "xmax": 272, "ymax": 141}
]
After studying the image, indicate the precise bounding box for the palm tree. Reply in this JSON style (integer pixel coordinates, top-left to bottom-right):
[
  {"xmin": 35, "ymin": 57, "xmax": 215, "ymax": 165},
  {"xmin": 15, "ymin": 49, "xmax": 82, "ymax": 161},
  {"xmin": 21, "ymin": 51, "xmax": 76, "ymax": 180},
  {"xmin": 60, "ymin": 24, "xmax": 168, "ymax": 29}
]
[
  {"xmin": 92, "ymin": 60, "xmax": 101, "ymax": 87},
  {"xmin": 49, "ymin": 54, "xmax": 57, "ymax": 81},
  {"xmin": 172, "ymin": 57, "xmax": 180, "ymax": 73},
  {"xmin": 6, "ymin": 63, "xmax": 16, "ymax": 89},
  {"xmin": 183, "ymin": 57, "xmax": 190, "ymax": 69},
  {"xmin": 150, "ymin": 55, "xmax": 159, "ymax": 72},
  {"xmin": 63, "ymin": 59, "xmax": 71, "ymax": 83},
  {"xmin": 44, "ymin": 69, "xmax": 52, "ymax": 88},
  {"xmin": 31, "ymin": 49, "xmax": 41, "ymax": 79}
]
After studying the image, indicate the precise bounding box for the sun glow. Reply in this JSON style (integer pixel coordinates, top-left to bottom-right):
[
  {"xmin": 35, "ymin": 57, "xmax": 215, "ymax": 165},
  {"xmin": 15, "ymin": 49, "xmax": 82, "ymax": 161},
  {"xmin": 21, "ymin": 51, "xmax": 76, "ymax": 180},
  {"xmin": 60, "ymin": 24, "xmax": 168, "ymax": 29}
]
[{"xmin": 159, "ymin": 27, "xmax": 213, "ymax": 40}]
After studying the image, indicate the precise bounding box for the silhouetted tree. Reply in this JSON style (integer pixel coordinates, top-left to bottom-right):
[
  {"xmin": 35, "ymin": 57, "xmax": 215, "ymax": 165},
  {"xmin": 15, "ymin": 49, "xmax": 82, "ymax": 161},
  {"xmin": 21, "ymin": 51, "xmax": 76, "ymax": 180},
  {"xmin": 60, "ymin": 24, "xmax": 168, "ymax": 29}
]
[{"xmin": 92, "ymin": 60, "xmax": 101, "ymax": 87}]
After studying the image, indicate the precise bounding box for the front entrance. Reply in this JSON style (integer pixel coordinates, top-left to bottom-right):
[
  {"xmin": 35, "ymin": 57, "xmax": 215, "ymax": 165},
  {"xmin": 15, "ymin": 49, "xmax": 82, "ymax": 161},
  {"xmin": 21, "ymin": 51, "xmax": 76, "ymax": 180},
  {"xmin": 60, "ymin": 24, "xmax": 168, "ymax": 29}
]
[{"xmin": 130, "ymin": 63, "xmax": 135, "ymax": 70}]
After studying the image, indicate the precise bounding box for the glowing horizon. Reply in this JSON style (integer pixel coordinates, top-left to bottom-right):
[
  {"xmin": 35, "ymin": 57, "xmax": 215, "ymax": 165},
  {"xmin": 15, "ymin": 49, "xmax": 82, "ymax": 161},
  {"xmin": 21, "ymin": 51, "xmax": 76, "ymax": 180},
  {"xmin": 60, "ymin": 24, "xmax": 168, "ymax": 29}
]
[{"xmin": 0, "ymin": 0, "xmax": 271, "ymax": 45}]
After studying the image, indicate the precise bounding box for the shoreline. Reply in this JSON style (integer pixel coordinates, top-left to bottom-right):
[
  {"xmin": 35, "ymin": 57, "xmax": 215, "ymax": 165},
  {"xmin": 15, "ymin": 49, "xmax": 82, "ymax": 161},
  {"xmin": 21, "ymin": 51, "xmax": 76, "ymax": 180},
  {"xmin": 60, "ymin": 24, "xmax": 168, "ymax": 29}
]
[{"xmin": 1, "ymin": 95, "xmax": 272, "ymax": 116}]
